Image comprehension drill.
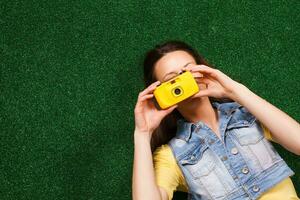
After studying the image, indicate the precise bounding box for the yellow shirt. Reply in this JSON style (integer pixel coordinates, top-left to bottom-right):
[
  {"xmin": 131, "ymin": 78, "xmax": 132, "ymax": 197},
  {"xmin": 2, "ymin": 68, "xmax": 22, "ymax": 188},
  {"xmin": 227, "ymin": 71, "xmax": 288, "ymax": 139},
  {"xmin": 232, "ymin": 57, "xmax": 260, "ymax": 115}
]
[{"xmin": 153, "ymin": 123, "xmax": 299, "ymax": 200}]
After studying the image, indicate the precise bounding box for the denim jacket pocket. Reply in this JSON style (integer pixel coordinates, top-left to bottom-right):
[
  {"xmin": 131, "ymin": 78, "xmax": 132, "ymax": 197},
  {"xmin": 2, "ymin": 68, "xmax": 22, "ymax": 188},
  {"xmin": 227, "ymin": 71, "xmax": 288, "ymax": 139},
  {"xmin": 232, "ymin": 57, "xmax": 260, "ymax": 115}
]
[
  {"xmin": 179, "ymin": 143, "xmax": 236, "ymax": 199},
  {"xmin": 228, "ymin": 118, "xmax": 282, "ymax": 171},
  {"xmin": 179, "ymin": 144, "xmax": 215, "ymax": 179},
  {"xmin": 231, "ymin": 121, "xmax": 264, "ymax": 146}
]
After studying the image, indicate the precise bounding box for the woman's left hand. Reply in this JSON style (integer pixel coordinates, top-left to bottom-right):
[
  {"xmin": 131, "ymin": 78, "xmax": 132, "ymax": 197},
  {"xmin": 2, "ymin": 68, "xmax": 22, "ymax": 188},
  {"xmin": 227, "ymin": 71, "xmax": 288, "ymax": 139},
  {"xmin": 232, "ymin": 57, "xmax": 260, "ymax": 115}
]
[{"xmin": 183, "ymin": 64, "xmax": 244, "ymax": 100}]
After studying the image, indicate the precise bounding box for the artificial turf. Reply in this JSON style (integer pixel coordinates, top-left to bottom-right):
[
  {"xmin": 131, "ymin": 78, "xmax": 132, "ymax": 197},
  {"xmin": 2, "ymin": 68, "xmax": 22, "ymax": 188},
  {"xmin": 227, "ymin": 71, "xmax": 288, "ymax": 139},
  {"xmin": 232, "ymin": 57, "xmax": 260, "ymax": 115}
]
[{"xmin": 1, "ymin": 0, "xmax": 299, "ymax": 199}]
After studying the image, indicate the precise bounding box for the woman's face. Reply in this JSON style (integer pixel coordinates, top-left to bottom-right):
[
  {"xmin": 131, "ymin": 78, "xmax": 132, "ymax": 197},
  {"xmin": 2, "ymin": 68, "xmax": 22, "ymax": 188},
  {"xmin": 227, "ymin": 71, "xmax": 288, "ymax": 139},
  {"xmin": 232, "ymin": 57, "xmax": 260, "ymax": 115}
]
[
  {"xmin": 153, "ymin": 50, "xmax": 207, "ymax": 108},
  {"xmin": 154, "ymin": 50, "xmax": 196, "ymax": 83}
]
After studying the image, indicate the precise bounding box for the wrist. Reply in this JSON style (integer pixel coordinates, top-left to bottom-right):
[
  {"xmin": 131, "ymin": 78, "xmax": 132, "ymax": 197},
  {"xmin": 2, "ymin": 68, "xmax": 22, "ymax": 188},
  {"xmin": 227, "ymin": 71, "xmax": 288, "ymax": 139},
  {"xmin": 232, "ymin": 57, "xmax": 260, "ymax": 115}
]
[
  {"xmin": 229, "ymin": 83, "xmax": 248, "ymax": 102},
  {"xmin": 230, "ymin": 83, "xmax": 251, "ymax": 103},
  {"xmin": 134, "ymin": 129, "xmax": 152, "ymax": 143}
]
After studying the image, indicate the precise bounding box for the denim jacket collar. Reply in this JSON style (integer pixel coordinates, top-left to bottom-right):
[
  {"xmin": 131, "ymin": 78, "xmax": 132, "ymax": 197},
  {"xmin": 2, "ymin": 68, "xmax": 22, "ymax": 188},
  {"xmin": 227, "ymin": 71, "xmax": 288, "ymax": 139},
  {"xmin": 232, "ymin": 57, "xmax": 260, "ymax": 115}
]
[{"xmin": 176, "ymin": 101, "xmax": 243, "ymax": 142}]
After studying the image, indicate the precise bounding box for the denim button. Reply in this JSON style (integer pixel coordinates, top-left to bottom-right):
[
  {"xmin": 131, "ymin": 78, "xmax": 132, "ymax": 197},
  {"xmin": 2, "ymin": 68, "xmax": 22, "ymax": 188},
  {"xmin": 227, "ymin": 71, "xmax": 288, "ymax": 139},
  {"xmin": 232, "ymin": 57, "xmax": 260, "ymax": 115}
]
[
  {"xmin": 209, "ymin": 139, "xmax": 215, "ymax": 145},
  {"xmin": 231, "ymin": 147, "xmax": 238, "ymax": 155},
  {"xmin": 242, "ymin": 167, "xmax": 249, "ymax": 174},
  {"xmin": 191, "ymin": 155, "xmax": 195, "ymax": 160},
  {"xmin": 253, "ymin": 185, "xmax": 260, "ymax": 192},
  {"xmin": 181, "ymin": 160, "xmax": 188, "ymax": 164},
  {"xmin": 221, "ymin": 156, "xmax": 228, "ymax": 161}
]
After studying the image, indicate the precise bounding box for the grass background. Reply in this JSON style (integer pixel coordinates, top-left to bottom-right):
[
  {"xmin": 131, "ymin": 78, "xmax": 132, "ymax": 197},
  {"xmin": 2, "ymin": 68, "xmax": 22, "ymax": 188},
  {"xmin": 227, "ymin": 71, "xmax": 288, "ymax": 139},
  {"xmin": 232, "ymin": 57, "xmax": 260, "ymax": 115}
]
[{"xmin": 1, "ymin": 0, "xmax": 299, "ymax": 199}]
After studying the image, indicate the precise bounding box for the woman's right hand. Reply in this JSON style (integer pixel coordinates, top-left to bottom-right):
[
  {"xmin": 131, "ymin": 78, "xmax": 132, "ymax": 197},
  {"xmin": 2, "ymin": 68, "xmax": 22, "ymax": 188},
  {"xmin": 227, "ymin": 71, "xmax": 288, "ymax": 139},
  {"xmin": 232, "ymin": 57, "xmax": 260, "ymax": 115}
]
[{"xmin": 134, "ymin": 80, "xmax": 178, "ymax": 137}]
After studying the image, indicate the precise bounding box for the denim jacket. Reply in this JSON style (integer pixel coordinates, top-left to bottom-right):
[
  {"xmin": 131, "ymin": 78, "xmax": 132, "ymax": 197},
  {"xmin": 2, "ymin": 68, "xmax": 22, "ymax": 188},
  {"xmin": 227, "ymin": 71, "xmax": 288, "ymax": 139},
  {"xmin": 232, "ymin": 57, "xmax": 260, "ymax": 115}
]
[{"xmin": 168, "ymin": 101, "xmax": 295, "ymax": 200}]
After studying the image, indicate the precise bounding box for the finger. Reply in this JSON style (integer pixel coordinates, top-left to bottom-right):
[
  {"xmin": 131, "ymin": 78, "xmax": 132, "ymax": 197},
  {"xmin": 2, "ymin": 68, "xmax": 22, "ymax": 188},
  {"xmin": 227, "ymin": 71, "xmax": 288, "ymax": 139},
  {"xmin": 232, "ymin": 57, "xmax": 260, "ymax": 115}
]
[
  {"xmin": 190, "ymin": 71, "xmax": 204, "ymax": 78},
  {"xmin": 195, "ymin": 77, "xmax": 212, "ymax": 85},
  {"xmin": 182, "ymin": 63, "xmax": 196, "ymax": 71},
  {"xmin": 139, "ymin": 80, "xmax": 161, "ymax": 97},
  {"xmin": 164, "ymin": 104, "xmax": 178, "ymax": 114},
  {"xmin": 139, "ymin": 93, "xmax": 154, "ymax": 102},
  {"xmin": 185, "ymin": 65, "xmax": 218, "ymax": 78},
  {"xmin": 135, "ymin": 93, "xmax": 155, "ymax": 112},
  {"xmin": 186, "ymin": 64, "xmax": 214, "ymax": 71},
  {"xmin": 190, "ymin": 65, "xmax": 215, "ymax": 73},
  {"xmin": 193, "ymin": 89, "xmax": 211, "ymax": 98}
]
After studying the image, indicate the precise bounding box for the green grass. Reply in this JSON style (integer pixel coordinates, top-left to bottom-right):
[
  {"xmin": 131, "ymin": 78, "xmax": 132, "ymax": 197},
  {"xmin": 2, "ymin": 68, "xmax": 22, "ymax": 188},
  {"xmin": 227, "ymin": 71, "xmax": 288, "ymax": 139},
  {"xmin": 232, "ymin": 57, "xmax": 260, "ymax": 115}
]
[{"xmin": 1, "ymin": 0, "xmax": 299, "ymax": 199}]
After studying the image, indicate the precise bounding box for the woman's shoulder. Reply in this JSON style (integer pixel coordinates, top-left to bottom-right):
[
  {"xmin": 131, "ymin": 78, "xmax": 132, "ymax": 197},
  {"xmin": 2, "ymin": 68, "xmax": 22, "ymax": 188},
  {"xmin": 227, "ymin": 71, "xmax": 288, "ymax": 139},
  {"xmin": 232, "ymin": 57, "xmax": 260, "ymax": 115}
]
[
  {"xmin": 153, "ymin": 144, "xmax": 189, "ymax": 193},
  {"xmin": 153, "ymin": 144, "xmax": 179, "ymax": 168},
  {"xmin": 153, "ymin": 144, "xmax": 174, "ymax": 159}
]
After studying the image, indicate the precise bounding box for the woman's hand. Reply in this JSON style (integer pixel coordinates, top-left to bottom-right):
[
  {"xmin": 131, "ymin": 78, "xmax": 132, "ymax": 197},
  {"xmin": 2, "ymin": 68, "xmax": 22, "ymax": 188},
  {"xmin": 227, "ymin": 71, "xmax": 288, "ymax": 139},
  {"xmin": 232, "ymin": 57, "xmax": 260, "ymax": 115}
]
[
  {"xmin": 134, "ymin": 81, "xmax": 178, "ymax": 137},
  {"xmin": 183, "ymin": 64, "xmax": 244, "ymax": 100}
]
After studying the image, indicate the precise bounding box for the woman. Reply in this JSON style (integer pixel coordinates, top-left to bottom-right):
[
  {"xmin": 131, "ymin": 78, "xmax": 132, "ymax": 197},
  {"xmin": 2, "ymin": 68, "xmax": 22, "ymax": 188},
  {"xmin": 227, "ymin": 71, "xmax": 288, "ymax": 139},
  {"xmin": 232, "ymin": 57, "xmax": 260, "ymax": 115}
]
[{"xmin": 132, "ymin": 40, "xmax": 300, "ymax": 200}]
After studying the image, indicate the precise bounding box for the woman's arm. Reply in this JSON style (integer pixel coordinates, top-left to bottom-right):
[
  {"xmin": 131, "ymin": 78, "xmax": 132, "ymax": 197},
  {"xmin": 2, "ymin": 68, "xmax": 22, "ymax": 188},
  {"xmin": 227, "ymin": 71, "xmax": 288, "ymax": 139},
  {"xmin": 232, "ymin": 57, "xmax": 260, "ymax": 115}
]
[
  {"xmin": 183, "ymin": 64, "xmax": 300, "ymax": 156},
  {"xmin": 132, "ymin": 80, "xmax": 177, "ymax": 200},
  {"xmin": 132, "ymin": 130, "xmax": 165, "ymax": 200},
  {"xmin": 231, "ymin": 84, "xmax": 300, "ymax": 156}
]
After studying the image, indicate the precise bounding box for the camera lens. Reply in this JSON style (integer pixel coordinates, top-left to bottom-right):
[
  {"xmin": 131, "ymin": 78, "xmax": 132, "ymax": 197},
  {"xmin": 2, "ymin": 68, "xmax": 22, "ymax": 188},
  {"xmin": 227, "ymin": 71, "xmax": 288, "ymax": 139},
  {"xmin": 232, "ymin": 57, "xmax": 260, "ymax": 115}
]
[{"xmin": 174, "ymin": 88, "xmax": 181, "ymax": 95}]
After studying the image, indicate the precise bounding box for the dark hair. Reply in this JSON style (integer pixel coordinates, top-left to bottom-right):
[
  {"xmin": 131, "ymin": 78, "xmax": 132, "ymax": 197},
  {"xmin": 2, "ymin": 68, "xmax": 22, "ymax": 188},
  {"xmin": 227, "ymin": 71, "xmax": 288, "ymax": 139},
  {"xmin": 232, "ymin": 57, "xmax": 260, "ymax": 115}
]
[{"xmin": 143, "ymin": 40, "xmax": 232, "ymax": 153}]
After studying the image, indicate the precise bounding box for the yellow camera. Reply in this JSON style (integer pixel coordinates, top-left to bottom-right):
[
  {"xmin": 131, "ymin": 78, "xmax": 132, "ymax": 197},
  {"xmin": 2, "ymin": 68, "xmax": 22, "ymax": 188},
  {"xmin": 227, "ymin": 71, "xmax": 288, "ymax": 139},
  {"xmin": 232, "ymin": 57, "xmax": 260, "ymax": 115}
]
[{"xmin": 153, "ymin": 70, "xmax": 199, "ymax": 110}]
